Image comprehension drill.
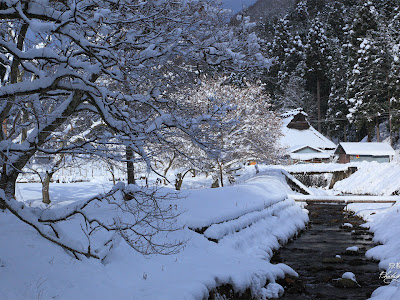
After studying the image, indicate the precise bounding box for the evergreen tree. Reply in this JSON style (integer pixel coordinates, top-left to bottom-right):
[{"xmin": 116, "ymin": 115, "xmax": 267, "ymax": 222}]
[
  {"xmin": 387, "ymin": 9, "xmax": 400, "ymax": 143},
  {"xmin": 264, "ymin": 16, "xmax": 308, "ymax": 112},
  {"xmin": 265, "ymin": 16, "xmax": 294, "ymax": 109},
  {"xmin": 304, "ymin": 16, "xmax": 331, "ymax": 131},
  {"xmin": 258, "ymin": 0, "xmax": 400, "ymax": 142},
  {"xmin": 347, "ymin": 36, "xmax": 390, "ymax": 141},
  {"xmin": 325, "ymin": 2, "xmax": 355, "ymax": 141},
  {"xmin": 347, "ymin": 1, "xmax": 390, "ymax": 141}
]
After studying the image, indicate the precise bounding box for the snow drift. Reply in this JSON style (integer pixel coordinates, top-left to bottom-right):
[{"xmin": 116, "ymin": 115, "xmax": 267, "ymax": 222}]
[
  {"xmin": 0, "ymin": 174, "xmax": 308, "ymax": 299},
  {"xmin": 333, "ymin": 162, "xmax": 400, "ymax": 196}
]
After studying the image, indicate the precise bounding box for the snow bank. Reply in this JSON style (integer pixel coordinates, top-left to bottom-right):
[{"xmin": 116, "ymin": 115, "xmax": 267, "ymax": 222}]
[
  {"xmin": 1, "ymin": 174, "xmax": 308, "ymax": 299},
  {"xmin": 333, "ymin": 162, "xmax": 400, "ymax": 196},
  {"xmin": 364, "ymin": 203, "xmax": 400, "ymax": 299},
  {"xmin": 346, "ymin": 201, "xmax": 400, "ymax": 299}
]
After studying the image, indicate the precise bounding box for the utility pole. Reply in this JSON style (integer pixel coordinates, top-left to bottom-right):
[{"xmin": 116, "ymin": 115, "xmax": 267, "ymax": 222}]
[
  {"xmin": 317, "ymin": 78, "xmax": 321, "ymax": 132},
  {"xmin": 389, "ymin": 97, "xmax": 393, "ymax": 146},
  {"xmin": 376, "ymin": 116, "xmax": 380, "ymax": 142}
]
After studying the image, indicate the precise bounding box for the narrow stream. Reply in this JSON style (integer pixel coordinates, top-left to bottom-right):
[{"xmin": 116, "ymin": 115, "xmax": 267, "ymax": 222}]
[{"xmin": 271, "ymin": 202, "xmax": 384, "ymax": 299}]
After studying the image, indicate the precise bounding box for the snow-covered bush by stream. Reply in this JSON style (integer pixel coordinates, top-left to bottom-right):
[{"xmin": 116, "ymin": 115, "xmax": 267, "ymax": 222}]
[{"xmin": 0, "ymin": 173, "xmax": 308, "ymax": 299}]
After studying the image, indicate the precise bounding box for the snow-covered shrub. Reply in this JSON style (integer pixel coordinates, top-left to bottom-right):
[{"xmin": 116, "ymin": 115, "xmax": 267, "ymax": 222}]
[{"xmin": 2, "ymin": 183, "xmax": 183, "ymax": 259}]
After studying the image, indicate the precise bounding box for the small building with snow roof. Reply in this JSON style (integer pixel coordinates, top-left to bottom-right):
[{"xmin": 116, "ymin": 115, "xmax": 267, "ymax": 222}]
[
  {"xmin": 334, "ymin": 142, "xmax": 395, "ymax": 164},
  {"xmin": 280, "ymin": 109, "xmax": 336, "ymax": 164}
]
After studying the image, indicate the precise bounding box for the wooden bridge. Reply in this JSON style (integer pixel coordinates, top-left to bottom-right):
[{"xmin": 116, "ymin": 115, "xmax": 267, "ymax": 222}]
[
  {"xmin": 286, "ymin": 166, "xmax": 358, "ymax": 189},
  {"xmin": 292, "ymin": 195, "xmax": 399, "ymax": 204},
  {"xmin": 279, "ymin": 168, "xmax": 399, "ymax": 204}
]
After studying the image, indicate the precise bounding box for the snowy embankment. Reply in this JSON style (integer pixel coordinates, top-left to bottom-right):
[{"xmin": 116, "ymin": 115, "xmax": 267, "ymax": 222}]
[
  {"xmin": 346, "ymin": 201, "xmax": 400, "ymax": 300},
  {"xmin": 333, "ymin": 162, "xmax": 400, "ymax": 196},
  {"xmin": 1, "ymin": 175, "xmax": 308, "ymax": 299},
  {"xmin": 332, "ymin": 161, "xmax": 400, "ymax": 299}
]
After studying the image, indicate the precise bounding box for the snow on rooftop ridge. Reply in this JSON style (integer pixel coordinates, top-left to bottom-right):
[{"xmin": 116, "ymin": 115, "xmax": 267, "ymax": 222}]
[
  {"xmin": 338, "ymin": 142, "xmax": 395, "ymax": 156},
  {"xmin": 280, "ymin": 108, "xmax": 307, "ymax": 119},
  {"xmin": 291, "ymin": 145, "xmax": 324, "ymax": 153}
]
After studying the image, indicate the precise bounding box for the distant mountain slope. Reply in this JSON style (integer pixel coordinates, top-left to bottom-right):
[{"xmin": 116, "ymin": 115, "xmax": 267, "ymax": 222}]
[
  {"xmin": 222, "ymin": 0, "xmax": 258, "ymax": 14},
  {"xmin": 243, "ymin": 0, "xmax": 295, "ymax": 21}
]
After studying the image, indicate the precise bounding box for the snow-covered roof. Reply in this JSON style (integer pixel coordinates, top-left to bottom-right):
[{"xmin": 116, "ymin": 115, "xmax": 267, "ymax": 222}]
[
  {"xmin": 290, "ymin": 152, "xmax": 332, "ymax": 160},
  {"xmin": 291, "ymin": 145, "xmax": 323, "ymax": 153},
  {"xmin": 337, "ymin": 142, "xmax": 395, "ymax": 156},
  {"xmin": 280, "ymin": 108, "xmax": 307, "ymax": 119},
  {"xmin": 280, "ymin": 114, "xmax": 336, "ymax": 151}
]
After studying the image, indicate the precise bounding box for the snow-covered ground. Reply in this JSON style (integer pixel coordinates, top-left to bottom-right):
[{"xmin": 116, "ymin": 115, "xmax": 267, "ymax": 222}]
[
  {"xmin": 1, "ymin": 172, "xmax": 308, "ymax": 299},
  {"xmin": 333, "ymin": 162, "xmax": 400, "ymax": 196}
]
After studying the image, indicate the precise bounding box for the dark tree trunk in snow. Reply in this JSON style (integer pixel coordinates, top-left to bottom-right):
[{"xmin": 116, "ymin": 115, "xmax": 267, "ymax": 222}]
[
  {"xmin": 163, "ymin": 153, "xmax": 175, "ymax": 177},
  {"xmin": 126, "ymin": 147, "xmax": 135, "ymax": 185},
  {"xmin": 42, "ymin": 172, "xmax": 51, "ymax": 205},
  {"xmin": 211, "ymin": 178, "xmax": 220, "ymax": 188},
  {"xmin": 175, "ymin": 173, "xmax": 183, "ymax": 191},
  {"xmin": 0, "ymin": 171, "xmax": 18, "ymax": 209},
  {"xmin": 218, "ymin": 162, "xmax": 224, "ymax": 187},
  {"xmin": 175, "ymin": 169, "xmax": 194, "ymax": 190},
  {"xmin": 21, "ymin": 108, "xmax": 28, "ymax": 143},
  {"xmin": 367, "ymin": 128, "xmax": 372, "ymax": 142}
]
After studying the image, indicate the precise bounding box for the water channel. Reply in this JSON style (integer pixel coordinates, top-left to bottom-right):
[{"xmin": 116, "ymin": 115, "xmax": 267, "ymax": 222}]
[{"xmin": 271, "ymin": 202, "xmax": 384, "ymax": 299}]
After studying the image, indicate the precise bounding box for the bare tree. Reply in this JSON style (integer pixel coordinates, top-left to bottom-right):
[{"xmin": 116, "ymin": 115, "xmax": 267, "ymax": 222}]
[{"xmin": 172, "ymin": 78, "xmax": 283, "ymax": 187}]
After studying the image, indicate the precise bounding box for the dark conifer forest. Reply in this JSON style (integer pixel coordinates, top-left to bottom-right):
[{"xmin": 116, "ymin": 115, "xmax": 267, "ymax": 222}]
[{"xmin": 250, "ymin": 0, "xmax": 400, "ymax": 144}]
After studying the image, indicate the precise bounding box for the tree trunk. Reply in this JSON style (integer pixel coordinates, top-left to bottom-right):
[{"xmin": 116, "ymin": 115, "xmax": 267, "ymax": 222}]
[
  {"xmin": 174, "ymin": 169, "xmax": 194, "ymax": 191},
  {"xmin": 376, "ymin": 117, "xmax": 380, "ymax": 142},
  {"xmin": 108, "ymin": 165, "xmax": 116, "ymax": 185},
  {"xmin": 211, "ymin": 178, "xmax": 220, "ymax": 188},
  {"xmin": 218, "ymin": 162, "xmax": 224, "ymax": 188},
  {"xmin": 0, "ymin": 171, "xmax": 18, "ymax": 209},
  {"xmin": 21, "ymin": 109, "xmax": 28, "ymax": 143},
  {"xmin": 317, "ymin": 78, "xmax": 321, "ymax": 133},
  {"xmin": 367, "ymin": 127, "xmax": 372, "ymax": 142},
  {"xmin": 175, "ymin": 173, "xmax": 183, "ymax": 191},
  {"xmin": 163, "ymin": 153, "xmax": 175, "ymax": 177},
  {"xmin": 42, "ymin": 172, "xmax": 51, "ymax": 205},
  {"xmin": 126, "ymin": 146, "xmax": 135, "ymax": 184}
]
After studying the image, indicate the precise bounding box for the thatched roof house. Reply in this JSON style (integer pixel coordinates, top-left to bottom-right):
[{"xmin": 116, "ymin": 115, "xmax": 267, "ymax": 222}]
[{"xmin": 280, "ymin": 110, "xmax": 336, "ymax": 163}]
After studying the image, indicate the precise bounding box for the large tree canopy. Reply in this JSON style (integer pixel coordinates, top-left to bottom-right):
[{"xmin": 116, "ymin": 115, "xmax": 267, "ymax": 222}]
[{"xmin": 0, "ymin": 0, "xmax": 269, "ymax": 259}]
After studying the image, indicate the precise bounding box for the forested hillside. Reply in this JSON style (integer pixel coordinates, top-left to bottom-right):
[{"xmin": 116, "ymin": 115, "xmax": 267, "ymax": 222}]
[{"xmin": 253, "ymin": 0, "xmax": 400, "ymax": 145}]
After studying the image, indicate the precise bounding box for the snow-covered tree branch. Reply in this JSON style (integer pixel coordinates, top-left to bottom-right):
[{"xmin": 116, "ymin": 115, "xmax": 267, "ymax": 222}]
[{"xmin": 0, "ymin": 0, "xmax": 270, "ymax": 258}]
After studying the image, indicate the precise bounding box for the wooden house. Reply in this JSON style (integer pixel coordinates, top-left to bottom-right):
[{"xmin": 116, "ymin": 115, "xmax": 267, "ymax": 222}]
[{"xmin": 335, "ymin": 142, "xmax": 395, "ymax": 164}]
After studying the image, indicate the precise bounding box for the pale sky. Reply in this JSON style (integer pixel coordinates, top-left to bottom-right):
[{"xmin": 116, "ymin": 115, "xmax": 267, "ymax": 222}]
[{"xmin": 221, "ymin": 0, "xmax": 258, "ymax": 13}]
